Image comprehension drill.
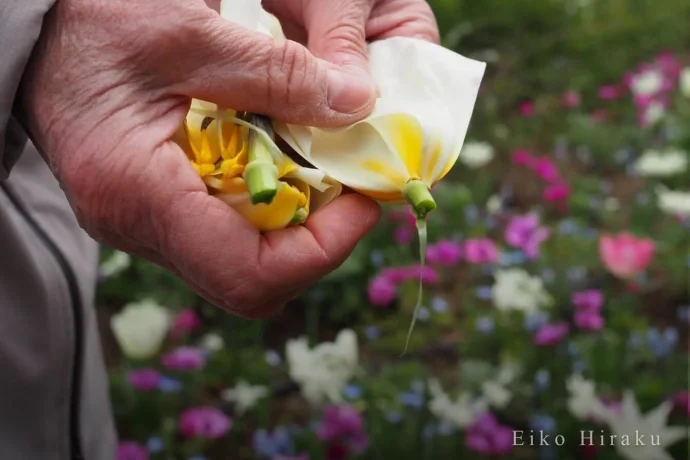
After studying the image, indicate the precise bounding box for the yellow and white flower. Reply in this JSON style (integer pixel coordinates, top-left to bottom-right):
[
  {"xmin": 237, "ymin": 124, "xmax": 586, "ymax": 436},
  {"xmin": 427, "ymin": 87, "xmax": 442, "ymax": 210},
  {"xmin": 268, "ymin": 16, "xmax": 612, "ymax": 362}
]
[{"xmin": 274, "ymin": 37, "xmax": 486, "ymax": 217}]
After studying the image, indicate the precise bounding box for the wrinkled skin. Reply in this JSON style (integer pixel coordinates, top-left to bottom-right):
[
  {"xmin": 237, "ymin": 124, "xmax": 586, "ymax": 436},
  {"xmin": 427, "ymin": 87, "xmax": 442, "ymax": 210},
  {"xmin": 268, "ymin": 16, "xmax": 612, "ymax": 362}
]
[{"xmin": 20, "ymin": 0, "xmax": 439, "ymax": 318}]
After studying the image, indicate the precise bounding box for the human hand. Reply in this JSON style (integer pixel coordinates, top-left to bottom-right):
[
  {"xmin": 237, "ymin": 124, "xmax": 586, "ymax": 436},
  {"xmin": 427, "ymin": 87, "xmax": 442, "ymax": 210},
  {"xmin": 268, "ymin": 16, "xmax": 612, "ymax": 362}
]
[{"xmin": 19, "ymin": 0, "xmax": 436, "ymax": 317}]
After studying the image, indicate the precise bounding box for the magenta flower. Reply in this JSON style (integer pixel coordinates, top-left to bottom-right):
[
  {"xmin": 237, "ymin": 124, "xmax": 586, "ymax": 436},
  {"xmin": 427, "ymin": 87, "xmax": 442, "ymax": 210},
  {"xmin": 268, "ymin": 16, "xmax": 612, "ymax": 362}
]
[
  {"xmin": 504, "ymin": 214, "xmax": 550, "ymax": 260},
  {"xmin": 531, "ymin": 157, "xmax": 560, "ymax": 183},
  {"xmin": 463, "ymin": 238, "xmax": 498, "ymax": 264},
  {"xmin": 511, "ymin": 149, "xmax": 534, "ymax": 166},
  {"xmin": 116, "ymin": 442, "xmax": 149, "ymax": 460},
  {"xmin": 367, "ymin": 275, "xmax": 397, "ymax": 308},
  {"xmin": 533, "ymin": 322, "xmax": 569, "ymax": 346},
  {"xmin": 161, "ymin": 346, "xmax": 206, "ymax": 371},
  {"xmin": 672, "ymin": 391, "xmax": 690, "ymax": 417},
  {"xmin": 426, "ymin": 240, "xmax": 463, "ymax": 266},
  {"xmin": 574, "ymin": 311, "xmax": 604, "ymax": 331},
  {"xmin": 126, "ymin": 368, "xmax": 160, "ymax": 392},
  {"xmin": 518, "ymin": 101, "xmax": 535, "ymax": 117},
  {"xmin": 465, "ymin": 412, "xmax": 514, "ymax": 456},
  {"xmin": 169, "ymin": 308, "xmax": 201, "ymax": 340},
  {"xmin": 572, "ymin": 290, "xmax": 604, "ymax": 312},
  {"xmin": 393, "ymin": 226, "xmax": 414, "ymax": 245},
  {"xmin": 543, "ymin": 182, "xmax": 571, "ymax": 204},
  {"xmin": 562, "ymin": 90, "xmax": 581, "ymax": 108},
  {"xmin": 599, "ymin": 233, "xmax": 655, "ymax": 279},
  {"xmin": 317, "ymin": 405, "xmax": 368, "ymax": 456},
  {"xmin": 179, "ymin": 406, "xmax": 232, "ymax": 439},
  {"xmin": 380, "ymin": 265, "xmax": 439, "ymax": 285},
  {"xmin": 597, "ymin": 84, "xmax": 623, "ymax": 100}
]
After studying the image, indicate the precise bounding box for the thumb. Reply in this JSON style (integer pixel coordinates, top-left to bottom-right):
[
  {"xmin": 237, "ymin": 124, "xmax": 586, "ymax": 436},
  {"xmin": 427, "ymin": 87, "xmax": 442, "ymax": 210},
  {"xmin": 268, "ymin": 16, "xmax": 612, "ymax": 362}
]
[{"xmin": 166, "ymin": 7, "xmax": 376, "ymax": 127}]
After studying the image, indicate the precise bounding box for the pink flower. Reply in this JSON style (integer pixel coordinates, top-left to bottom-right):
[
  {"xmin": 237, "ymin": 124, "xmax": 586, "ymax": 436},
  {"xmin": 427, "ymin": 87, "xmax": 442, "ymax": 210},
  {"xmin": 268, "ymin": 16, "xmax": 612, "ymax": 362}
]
[
  {"xmin": 126, "ymin": 368, "xmax": 160, "ymax": 391},
  {"xmin": 543, "ymin": 182, "xmax": 571, "ymax": 204},
  {"xmin": 179, "ymin": 406, "xmax": 232, "ymax": 439},
  {"xmin": 599, "ymin": 233, "xmax": 655, "ymax": 279},
  {"xmin": 562, "ymin": 90, "xmax": 581, "ymax": 108},
  {"xmin": 426, "ymin": 240, "xmax": 463, "ymax": 266},
  {"xmin": 161, "ymin": 346, "xmax": 206, "ymax": 371},
  {"xmin": 393, "ymin": 226, "xmax": 414, "ymax": 245},
  {"xmin": 463, "ymin": 238, "xmax": 498, "ymax": 264},
  {"xmin": 367, "ymin": 275, "xmax": 397, "ymax": 308},
  {"xmin": 465, "ymin": 412, "xmax": 514, "ymax": 456},
  {"xmin": 169, "ymin": 308, "xmax": 201, "ymax": 340},
  {"xmin": 518, "ymin": 101, "xmax": 535, "ymax": 117},
  {"xmin": 531, "ymin": 157, "xmax": 560, "ymax": 183},
  {"xmin": 380, "ymin": 265, "xmax": 439, "ymax": 285},
  {"xmin": 317, "ymin": 405, "xmax": 368, "ymax": 456},
  {"xmin": 572, "ymin": 290, "xmax": 604, "ymax": 312},
  {"xmin": 598, "ymin": 84, "xmax": 623, "ymax": 100},
  {"xmin": 511, "ymin": 149, "xmax": 534, "ymax": 167},
  {"xmin": 533, "ymin": 322, "xmax": 569, "ymax": 346},
  {"xmin": 574, "ymin": 311, "xmax": 604, "ymax": 331},
  {"xmin": 504, "ymin": 214, "xmax": 550, "ymax": 260},
  {"xmin": 116, "ymin": 442, "xmax": 149, "ymax": 460}
]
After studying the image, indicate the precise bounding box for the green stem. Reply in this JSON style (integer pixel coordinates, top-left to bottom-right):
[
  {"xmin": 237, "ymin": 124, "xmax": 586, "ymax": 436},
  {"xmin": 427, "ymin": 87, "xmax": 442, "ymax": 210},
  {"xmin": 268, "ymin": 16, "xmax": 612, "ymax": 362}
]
[
  {"xmin": 403, "ymin": 180, "xmax": 436, "ymax": 219},
  {"xmin": 290, "ymin": 207, "xmax": 308, "ymax": 224},
  {"xmin": 243, "ymin": 114, "xmax": 278, "ymax": 205}
]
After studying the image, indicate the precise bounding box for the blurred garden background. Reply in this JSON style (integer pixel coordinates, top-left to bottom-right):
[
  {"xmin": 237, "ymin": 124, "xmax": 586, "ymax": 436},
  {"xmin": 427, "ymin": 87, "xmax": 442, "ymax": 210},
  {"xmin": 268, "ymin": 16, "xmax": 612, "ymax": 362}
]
[{"xmin": 101, "ymin": 0, "xmax": 690, "ymax": 459}]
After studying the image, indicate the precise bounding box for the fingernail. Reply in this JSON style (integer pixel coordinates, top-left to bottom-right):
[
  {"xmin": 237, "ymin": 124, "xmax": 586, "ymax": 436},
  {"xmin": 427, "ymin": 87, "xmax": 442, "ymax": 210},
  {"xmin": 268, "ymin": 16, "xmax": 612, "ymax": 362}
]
[{"xmin": 327, "ymin": 69, "xmax": 376, "ymax": 114}]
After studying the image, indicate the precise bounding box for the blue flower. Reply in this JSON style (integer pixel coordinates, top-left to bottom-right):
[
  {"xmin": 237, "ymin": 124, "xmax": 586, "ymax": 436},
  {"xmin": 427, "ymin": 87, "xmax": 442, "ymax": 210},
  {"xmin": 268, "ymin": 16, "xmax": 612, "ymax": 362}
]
[
  {"xmin": 464, "ymin": 205, "xmax": 479, "ymax": 223},
  {"xmin": 539, "ymin": 446, "xmax": 556, "ymax": 460},
  {"xmin": 499, "ymin": 250, "xmax": 526, "ymax": 266},
  {"xmin": 422, "ymin": 424, "xmax": 437, "ymax": 440},
  {"xmin": 534, "ymin": 369, "xmax": 550, "ymax": 391},
  {"xmin": 540, "ymin": 269, "xmax": 556, "ymax": 284},
  {"xmin": 614, "ymin": 148, "xmax": 632, "ymax": 164},
  {"xmin": 399, "ymin": 391, "xmax": 424, "ymax": 409},
  {"xmin": 370, "ymin": 250, "xmax": 384, "ymax": 266},
  {"xmin": 343, "ymin": 384, "xmax": 363, "ymax": 400},
  {"xmin": 647, "ymin": 327, "xmax": 678, "ymax": 358},
  {"xmin": 410, "ymin": 379, "xmax": 425, "ymax": 394},
  {"xmin": 524, "ymin": 312, "xmax": 549, "ymax": 333},
  {"xmin": 158, "ymin": 376, "xmax": 182, "ymax": 393},
  {"xmin": 436, "ymin": 421, "xmax": 455, "ymax": 436},
  {"xmin": 364, "ymin": 325, "xmax": 381, "ymax": 340},
  {"xmin": 417, "ymin": 307, "xmax": 431, "ymax": 322},
  {"xmin": 386, "ymin": 411, "xmax": 403, "ymax": 424},
  {"xmin": 253, "ymin": 427, "xmax": 294, "ymax": 458},
  {"xmin": 567, "ymin": 343, "xmax": 580, "ymax": 357},
  {"xmin": 572, "ymin": 360, "xmax": 586, "ymax": 373},
  {"xmin": 628, "ymin": 332, "xmax": 643, "ymax": 350},
  {"xmin": 635, "ymin": 192, "xmax": 650, "ymax": 205},
  {"xmin": 146, "ymin": 437, "xmax": 164, "ymax": 454},
  {"xmin": 677, "ymin": 305, "xmax": 690, "ymax": 323},
  {"xmin": 566, "ymin": 266, "xmax": 587, "ymax": 283},
  {"xmin": 558, "ymin": 219, "xmax": 578, "ymax": 235},
  {"xmin": 475, "ymin": 285, "xmax": 493, "ymax": 300},
  {"xmin": 530, "ymin": 414, "xmax": 556, "ymax": 433},
  {"xmin": 431, "ymin": 296, "xmax": 449, "ymax": 313},
  {"xmin": 264, "ymin": 349, "xmax": 282, "ymax": 366},
  {"xmin": 475, "ymin": 317, "xmax": 495, "ymax": 334}
]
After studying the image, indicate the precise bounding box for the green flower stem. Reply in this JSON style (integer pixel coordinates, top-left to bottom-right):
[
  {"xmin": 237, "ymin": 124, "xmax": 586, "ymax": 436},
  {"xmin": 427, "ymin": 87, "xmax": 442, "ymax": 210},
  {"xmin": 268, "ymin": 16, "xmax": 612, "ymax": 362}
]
[
  {"xmin": 403, "ymin": 180, "xmax": 436, "ymax": 219},
  {"xmin": 243, "ymin": 114, "xmax": 278, "ymax": 205},
  {"xmin": 290, "ymin": 207, "xmax": 308, "ymax": 225}
]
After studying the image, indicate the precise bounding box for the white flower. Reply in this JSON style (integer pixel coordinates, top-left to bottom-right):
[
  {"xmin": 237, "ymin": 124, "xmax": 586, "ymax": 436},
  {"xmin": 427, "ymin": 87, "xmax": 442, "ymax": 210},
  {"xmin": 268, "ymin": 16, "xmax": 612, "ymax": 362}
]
[
  {"xmin": 481, "ymin": 381, "xmax": 511, "ymax": 409},
  {"xmin": 634, "ymin": 148, "xmax": 688, "ymax": 177},
  {"xmin": 604, "ymin": 391, "xmax": 687, "ymax": 460},
  {"xmin": 604, "ymin": 197, "xmax": 620, "ymax": 212},
  {"xmin": 199, "ymin": 333, "xmax": 224, "ymax": 352},
  {"xmin": 427, "ymin": 379, "xmax": 487, "ymax": 428},
  {"xmin": 491, "ymin": 268, "xmax": 552, "ymax": 314},
  {"xmin": 286, "ymin": 329, "xmax": 358, "ymax": 405},
  {"xmin": 679, "ymin": 67, "xmax": 690, "ymax": 98},
  {"xmin": 657, "ymin": 188, "xmax": 690, "ymax": 217},
  {"xmin": 630, "ymin": 69, "xmax": 664, "ymax": 96},
  {"xmin": 99, "ymin": 251, "xmax": 131, "ymax": 278},
  {"xmin": 486, "ymin": 194, "xmax": 502, "ymax": 214},
  {"xmin": 110, "ymin": 299, "xmax": 170, "ymax": 360},
  {"xmin": 565, "ymin": 374, "xmax": 610, "ymax": 422},
  {"xmin": 275, "ymin": 38, "xmax": 486, "ymax": 206},
  {"xmin": 643, "ymin": 101, "xmax": 666, "ymax": 125},
  {"xmin": 458, "ymin": 141, "xmax": 494, "ymax": 168},
  {"xmin": 221, "ymin": 380, "xmax": 268, "ymax": 415}
]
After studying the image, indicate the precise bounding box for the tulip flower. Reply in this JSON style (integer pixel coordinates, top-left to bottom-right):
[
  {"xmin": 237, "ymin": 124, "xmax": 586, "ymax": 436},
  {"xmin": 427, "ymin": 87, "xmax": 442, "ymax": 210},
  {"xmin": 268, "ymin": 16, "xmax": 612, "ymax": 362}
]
[{"xmin": 274, "ymin": 37, "xmax": 486, "ymax": 220}]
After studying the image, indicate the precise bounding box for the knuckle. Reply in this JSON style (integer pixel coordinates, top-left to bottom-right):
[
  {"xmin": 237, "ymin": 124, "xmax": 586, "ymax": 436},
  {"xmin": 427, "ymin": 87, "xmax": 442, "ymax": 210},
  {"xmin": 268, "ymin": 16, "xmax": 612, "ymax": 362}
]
[{"xmin": 265, "ymin": 41, "xmax": 315, "ymax": 106}]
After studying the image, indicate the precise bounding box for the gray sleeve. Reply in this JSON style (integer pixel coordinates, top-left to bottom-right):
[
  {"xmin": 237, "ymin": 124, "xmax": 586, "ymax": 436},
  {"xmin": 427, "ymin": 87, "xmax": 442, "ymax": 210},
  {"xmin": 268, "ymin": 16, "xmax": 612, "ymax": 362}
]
[{"xmin": 0, "ymin": 0, "xmax": 56, "ymax": 180}]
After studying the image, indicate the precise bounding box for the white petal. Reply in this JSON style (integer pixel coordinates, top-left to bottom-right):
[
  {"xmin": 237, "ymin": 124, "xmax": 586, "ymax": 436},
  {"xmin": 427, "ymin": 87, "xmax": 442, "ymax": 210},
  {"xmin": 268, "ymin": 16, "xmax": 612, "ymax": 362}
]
[
  {"xmin": 284, "ymin": 166, "xmax": 343, "ymax": 212},
  {"xmin": 220, "ymin": 0, "xmax": 262, "ymax": 30}
]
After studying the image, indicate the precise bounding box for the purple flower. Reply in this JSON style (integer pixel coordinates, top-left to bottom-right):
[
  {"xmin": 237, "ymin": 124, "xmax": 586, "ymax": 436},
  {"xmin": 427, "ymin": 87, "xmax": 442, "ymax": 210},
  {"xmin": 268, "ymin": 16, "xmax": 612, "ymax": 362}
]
[
  {"xmin": 504, "ymin": 214, "xmax": 550, "ymax": 260},
  {"xmin": 463, "ymin": 238, "xmax": 498, "ymax": 264},
  {"xmin": 169, "ymin": 308, "xmax": 201, "ymax": 340},
  {"xmin": 574, "ymin": 311, "xmax": 604, "ymax": 331},
  {"xmin": 530, "ymin": 157, "xmax": 560, "ymax": 183},
  {"xmin": 253, "ymin": 427, "xmax": 294, "ymax": 458},
  {"xmin": 317, "ymin": 405, "xmax": 368, "ymax": 455},
  {"xmin": 116, "ymin": 442, "xmax": 149, "ymax": 460},
  {"xmin": 426, "ymin": 240, "xmax": 463, "ymax": 266},
  {"xmin": 161, "ymin": 346, "xmax": 206, "ymax": 371},
  {"xmin": 465, "ymin": 413, "xmax": 514, "ymax": 456},
  {"xmin": 126, "ymin": 368, "xmax": 160, "ymax": 392},
  {"xmin": 393, "ymin": 226, "xmax": 414, "ymax": 245},
  {"xmin": 533, "ymin": 322, "xmax": 569, "ymax": 346},
  {"xmin": 367, "ymin": 275, "xmax": 397, "ymax": 308},
  {"xmin": 178, "ymin": 406, "xmax": 232, "ymax": 439},
  {"xmin": 572, "ymin": 290, "xmax": 604, "ymax": 312}
]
